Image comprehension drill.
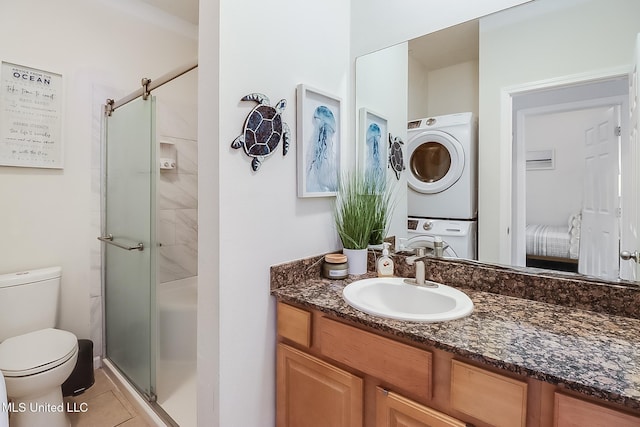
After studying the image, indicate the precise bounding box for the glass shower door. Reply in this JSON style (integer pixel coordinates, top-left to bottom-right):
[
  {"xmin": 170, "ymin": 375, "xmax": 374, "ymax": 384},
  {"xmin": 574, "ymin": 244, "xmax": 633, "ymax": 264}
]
[{"xmin": 103, "ymin": 96, "xmax": 157, "ymax": 400}]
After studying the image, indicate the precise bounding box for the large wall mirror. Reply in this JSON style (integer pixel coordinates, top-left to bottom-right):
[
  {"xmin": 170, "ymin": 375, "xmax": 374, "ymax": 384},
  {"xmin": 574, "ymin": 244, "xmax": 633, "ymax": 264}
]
[{"xmin": 356, "ymin": 0, "xmax": 640, "ymax": 285}]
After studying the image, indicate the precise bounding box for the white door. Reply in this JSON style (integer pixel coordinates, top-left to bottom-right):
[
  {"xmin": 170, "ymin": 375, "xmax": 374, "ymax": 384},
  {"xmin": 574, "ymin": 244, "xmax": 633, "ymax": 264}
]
[
  {"xmin": 578, "ymin": 106, "xmax": 620, "ymax": 279},
  {"xmin": 620, "ymin": 33, "xmax": 640, "ymax": 281}
]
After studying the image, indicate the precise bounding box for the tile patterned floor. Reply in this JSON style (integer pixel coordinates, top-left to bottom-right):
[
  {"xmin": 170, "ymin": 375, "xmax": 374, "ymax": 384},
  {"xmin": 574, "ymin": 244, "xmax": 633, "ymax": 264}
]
[{"xmin": 63, "ymin": 369, "xmax": 153, "ymax": 427}]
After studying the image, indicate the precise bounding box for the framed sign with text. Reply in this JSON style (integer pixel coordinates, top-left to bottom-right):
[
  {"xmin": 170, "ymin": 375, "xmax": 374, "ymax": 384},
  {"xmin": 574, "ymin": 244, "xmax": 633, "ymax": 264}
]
[{"xmin": 0, "ymin": 61, "xmax": 63, "ymax": 168}]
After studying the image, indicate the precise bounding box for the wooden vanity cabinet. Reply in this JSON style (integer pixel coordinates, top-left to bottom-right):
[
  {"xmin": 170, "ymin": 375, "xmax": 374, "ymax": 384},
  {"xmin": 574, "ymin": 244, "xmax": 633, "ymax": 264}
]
[{"xmin": 276, "ymin": 301, "xmax": 640, "ymax": 427}]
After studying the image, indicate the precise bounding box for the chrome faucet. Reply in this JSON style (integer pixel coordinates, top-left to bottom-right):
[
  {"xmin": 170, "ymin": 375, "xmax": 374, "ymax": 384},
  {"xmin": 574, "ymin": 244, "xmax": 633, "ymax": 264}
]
[{"xmin": 405, "ymin": 247, "xmax": 437, "ymax": 288}]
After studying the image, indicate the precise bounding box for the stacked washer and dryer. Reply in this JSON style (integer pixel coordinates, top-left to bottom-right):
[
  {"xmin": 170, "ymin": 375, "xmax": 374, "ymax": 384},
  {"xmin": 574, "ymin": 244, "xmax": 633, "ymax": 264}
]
[{"xmin": 406, "ymin": 112, "xmax": 478, "ymax": 259}]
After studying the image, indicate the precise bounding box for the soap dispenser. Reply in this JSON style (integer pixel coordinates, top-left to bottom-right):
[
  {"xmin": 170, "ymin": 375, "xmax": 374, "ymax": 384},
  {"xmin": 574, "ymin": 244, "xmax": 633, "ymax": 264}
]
[{"xmin": 377, "ymin": 242, "xmax": 395, "ymax": 277}]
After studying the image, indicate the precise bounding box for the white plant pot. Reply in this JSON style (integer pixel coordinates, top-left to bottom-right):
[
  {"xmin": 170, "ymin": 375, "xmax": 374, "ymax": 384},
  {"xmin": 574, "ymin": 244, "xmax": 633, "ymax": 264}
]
[{"xmin": 343, "ymin": 248, "xmax": 368, "ymax": 275}]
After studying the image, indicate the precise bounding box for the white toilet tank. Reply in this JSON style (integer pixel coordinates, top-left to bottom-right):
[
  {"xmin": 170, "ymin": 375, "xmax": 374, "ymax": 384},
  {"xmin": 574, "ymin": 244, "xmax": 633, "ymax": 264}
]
[{"xmin": 0, "ymin": 267, "xmax": 62, "ymax": 342}]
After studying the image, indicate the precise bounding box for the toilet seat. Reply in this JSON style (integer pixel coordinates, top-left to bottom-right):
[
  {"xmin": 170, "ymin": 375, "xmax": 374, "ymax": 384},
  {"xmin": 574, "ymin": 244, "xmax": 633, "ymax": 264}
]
[{"xmin": 0, "ymin": 328, "xmax": 78, "ymax": 377}]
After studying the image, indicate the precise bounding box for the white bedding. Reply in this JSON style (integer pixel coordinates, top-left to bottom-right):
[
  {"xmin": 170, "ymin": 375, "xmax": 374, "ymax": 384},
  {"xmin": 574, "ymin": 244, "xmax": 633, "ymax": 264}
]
[{"xmin": 526, "ymin": 213, "xmax": 581, "ymax": 260}]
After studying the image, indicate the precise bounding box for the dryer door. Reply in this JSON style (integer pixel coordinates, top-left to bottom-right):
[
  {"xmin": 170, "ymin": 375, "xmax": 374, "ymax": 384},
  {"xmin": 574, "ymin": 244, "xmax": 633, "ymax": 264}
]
[{"xmin": 407, "ymin": 130, "xmax": 465, "ymax": 194}]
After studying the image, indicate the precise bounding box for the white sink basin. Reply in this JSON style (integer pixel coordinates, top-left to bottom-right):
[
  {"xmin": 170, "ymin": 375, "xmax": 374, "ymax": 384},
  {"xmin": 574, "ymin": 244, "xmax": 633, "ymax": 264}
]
[{"xmin": 342, "ymin": 277, "xmax": 474, "ymax": 322}]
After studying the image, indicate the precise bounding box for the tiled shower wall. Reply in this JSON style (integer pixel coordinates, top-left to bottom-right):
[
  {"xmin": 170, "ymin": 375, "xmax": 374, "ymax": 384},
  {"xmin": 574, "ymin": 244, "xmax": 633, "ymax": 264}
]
[{"xmin": 158, "ymin": 136, "xmax": 198, "ymax": 283}]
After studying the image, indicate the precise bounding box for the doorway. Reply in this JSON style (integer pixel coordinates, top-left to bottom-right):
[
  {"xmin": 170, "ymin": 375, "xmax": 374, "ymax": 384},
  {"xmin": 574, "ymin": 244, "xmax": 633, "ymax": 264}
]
[{"xmin": 511, "ymin": 76, "xmax": 629, "ymax": 279}]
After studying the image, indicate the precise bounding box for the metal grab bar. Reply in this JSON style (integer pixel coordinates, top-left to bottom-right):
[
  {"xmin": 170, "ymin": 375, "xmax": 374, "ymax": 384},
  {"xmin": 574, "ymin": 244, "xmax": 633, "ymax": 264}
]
[{"xmin": 97, "ymin": 234, "xmax": 144, "ymax": 251}]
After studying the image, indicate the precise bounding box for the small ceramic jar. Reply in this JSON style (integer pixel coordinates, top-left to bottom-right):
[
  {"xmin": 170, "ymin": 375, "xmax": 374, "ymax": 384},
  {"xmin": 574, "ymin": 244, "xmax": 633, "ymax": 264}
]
[{"xmin": 322, "ymin": 254, "xmax": 349, "ymax": 279}]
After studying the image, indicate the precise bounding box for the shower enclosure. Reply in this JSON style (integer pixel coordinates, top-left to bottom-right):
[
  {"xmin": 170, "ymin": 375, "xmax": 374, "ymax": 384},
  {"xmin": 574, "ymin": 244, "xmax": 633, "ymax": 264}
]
[
  {"xmin": 99, "ymin": 63, "xmax": 197, "ymax": 426},
  {"xmin": 101, "ymin": 95, "xmax": 158, "ymax": 401}
]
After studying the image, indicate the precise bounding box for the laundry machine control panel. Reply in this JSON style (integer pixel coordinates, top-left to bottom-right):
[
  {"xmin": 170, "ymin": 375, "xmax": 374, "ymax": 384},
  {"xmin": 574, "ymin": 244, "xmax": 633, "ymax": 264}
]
[
  {"xmin": 407, "ymin": 120, "xmax": 421, "ymax": 129},
  {"xmin": 408, "ymin": 118, "xmax": 438, "ymax": 129},
  {"xmin": 408, "ymin": 219, "xmax": 436, "ymax": 231}
]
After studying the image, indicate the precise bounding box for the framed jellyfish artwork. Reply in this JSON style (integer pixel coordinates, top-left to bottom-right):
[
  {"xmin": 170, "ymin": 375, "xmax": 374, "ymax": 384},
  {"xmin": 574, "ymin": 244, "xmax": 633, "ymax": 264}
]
[
  {"xmin": 358, "ymin": 108, "xmax": 388, "ymax": 182},
  {"xmin": 296, "ymin": 84, "xmax": 342, "ymax": 198}
]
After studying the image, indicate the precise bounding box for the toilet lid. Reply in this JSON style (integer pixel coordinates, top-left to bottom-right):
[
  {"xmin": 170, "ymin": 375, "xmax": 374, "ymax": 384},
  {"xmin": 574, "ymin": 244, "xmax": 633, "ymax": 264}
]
[{"xmin": 0, "ymin": 328, "xmax": 78, "ymax": 377}]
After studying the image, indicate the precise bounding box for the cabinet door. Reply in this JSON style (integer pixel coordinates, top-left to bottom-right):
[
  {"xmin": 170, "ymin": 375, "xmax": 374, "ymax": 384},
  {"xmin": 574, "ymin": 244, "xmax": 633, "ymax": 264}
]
[
  {"xmin": 554, "ymin": 393, "xmax": 640, "ymax": 427},
  {"xmin": 376, "ymin": 387, "xmax": 468, "ymax": 427},
  {"xmin": 277, "ymin": 343, "xmax": 363, "ymax": 427}
]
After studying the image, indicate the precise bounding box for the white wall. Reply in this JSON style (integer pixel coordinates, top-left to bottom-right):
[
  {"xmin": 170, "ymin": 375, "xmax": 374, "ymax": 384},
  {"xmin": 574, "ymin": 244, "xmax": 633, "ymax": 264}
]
[
  {"xmin": 0, "ymin": 0, "xmax": 197, "ymax": 345},
  {"xmin": 427, "ymin": 60, "xmax": 479, "ymax": 117},
  {"xmin": 408, "ymin": 58, "xmax": 478, "ymax": 120},
  {"xmin": 478, "ymin": 0, "xmax": 640, "ymax": 264},
  {"xmin": 524, "ymin": 109, "xmax": 600, "ymax": 225},
  {"xmin": 196, "ymin": 1, "xmax": 220, "ymax": 425},
  {"xmin": 198, "ymin": 0, "xmax": 350, "ymax": 425},
  {"xmin": 408, "ymin": 55, "xmax": 429, "ymax": 120},
  {"xmin": 356, "ymin": 43, "xmax": 409, "ymax": 244}
]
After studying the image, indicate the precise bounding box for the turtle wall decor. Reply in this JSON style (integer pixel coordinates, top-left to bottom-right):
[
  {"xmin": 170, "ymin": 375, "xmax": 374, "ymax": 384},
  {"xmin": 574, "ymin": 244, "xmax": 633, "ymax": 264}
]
[
  {"xmin": 388, "ymin": 133, "xmax": 405, "ymax": 180},
  {"xmin": 231, "ymin": 93, "xmax": 291, "ymax": 171}
]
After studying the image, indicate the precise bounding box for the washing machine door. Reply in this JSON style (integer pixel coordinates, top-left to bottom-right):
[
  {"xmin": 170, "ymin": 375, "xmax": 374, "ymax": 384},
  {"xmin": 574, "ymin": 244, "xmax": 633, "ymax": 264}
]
[{"xmin": 407, "ymin": 130, "xmax": 465, "ymax": 194}]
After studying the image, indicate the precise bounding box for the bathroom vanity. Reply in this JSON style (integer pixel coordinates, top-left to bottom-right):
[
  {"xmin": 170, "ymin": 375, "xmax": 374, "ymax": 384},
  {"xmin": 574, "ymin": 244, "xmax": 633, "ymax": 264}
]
[{"xmin": 271, "ymin": 255, "xmax": 640, "ymax": 427}]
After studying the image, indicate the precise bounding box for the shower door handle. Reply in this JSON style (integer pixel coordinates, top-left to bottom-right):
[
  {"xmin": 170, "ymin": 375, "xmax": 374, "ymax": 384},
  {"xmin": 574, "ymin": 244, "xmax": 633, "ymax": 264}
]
[{"xmin": 98, "ymin": 234, "xmax": 144, "ymax": 251}]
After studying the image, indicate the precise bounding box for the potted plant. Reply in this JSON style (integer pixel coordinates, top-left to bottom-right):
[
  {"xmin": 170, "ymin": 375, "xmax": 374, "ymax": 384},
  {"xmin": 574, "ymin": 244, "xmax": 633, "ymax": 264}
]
[{"xmin": 334, "ymin": 170, "xmax": 395, "ymax": 274}]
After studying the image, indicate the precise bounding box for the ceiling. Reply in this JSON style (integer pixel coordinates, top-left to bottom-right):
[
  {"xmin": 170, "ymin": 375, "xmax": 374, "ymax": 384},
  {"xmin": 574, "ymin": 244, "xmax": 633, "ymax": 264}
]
[
  {"xmin": 138, "ymin": 0, "xmax": 199, "ymax": 25},
  {"xmin": 133, "ymin": 0, "xmax": 476, "ymax": 69},
  {"xmin": 408, "ymin": 19, "xmax": 478, "ymax": 71}
]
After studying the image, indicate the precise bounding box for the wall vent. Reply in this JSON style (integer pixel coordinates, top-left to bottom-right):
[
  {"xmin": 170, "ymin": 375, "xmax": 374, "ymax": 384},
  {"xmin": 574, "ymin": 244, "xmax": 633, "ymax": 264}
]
[{"xmin": 526, "ymin": 149, "xmax": 555, "ymax": 170}]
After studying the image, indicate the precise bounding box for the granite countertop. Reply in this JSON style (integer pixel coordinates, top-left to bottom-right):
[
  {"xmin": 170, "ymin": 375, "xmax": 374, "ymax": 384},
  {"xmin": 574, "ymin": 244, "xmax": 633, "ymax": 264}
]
[{"xmin": 271, "ymin": 273, "xmax": 640, "ymax": 412}]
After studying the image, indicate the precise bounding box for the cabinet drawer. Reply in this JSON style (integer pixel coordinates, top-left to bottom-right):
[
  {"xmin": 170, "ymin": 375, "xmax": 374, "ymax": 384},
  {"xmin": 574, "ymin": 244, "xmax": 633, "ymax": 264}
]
[
  {"xmin": 554, "ymin": 393, "xmax": 640, "ymax": 427},
  {"xmin": 318, "ymin": 316, "xmax": 432, "ymax": 400},
  {"xmin": 451, "ymin": 360, "xmax": 527, "ymax": 427},
  {"xmin": 277, "ymin": 302, "xmax": 311, "ymax": 347}
]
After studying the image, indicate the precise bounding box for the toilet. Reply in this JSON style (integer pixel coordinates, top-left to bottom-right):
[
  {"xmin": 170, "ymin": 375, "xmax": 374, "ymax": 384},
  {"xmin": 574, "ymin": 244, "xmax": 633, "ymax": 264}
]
[
  {"xmin": 0, "ymin": 267, "xmax": 79, "ymax": 427},
  {"xmin": 0, "ymin": 371, "xmax": 8, "ymax": 427}
]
